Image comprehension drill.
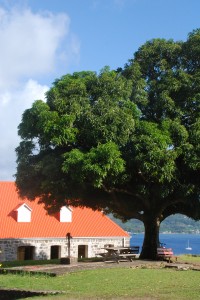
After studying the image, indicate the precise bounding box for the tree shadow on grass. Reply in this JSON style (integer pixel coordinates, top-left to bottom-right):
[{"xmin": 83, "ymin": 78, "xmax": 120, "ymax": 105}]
[{"xmin": 0, "ymin": 289, "xmax": 59, "ymax": 299}]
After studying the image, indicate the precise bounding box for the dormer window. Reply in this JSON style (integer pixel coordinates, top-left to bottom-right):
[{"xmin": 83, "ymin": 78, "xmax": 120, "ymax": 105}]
[
  {"xmin": 15, "ymin": 203, "xmax": 32, "ymax": 222},
  {"xmin": 59, "ymin": 206, "xmax": 72, "ymax": 222}
]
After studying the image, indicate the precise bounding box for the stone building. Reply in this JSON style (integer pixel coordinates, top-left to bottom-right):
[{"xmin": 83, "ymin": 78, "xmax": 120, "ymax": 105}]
[{"xmin": 0, "ymin": 182, "xmax": 130, "ymax": 261}]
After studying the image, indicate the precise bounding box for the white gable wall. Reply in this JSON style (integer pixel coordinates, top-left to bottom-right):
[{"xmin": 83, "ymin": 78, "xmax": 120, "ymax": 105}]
[
  {"xmin": 60, "ymin": 206, "xmax": 72, "ymax": 222},
  {"xmin": 17, "ymin": 204, "xmax": 32, "ymax": 222}
]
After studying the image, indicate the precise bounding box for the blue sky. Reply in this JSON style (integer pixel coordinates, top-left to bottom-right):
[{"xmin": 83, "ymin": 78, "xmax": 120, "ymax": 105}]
[{"xmin": 0, "ymin": 0, "xmax": 200, "ymax": 180}]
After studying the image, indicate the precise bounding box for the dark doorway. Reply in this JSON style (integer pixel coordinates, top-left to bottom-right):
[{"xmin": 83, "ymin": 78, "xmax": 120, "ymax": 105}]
[
  {"xmin": 17, "ymin": 246, "xmax": 35, "ymax": 260},
  {"xmin": 50, "ymin": 245, "xmax": 61, "ymax": 259},
  {"xmin": 78, "ymin": 245, "xmax": 88, "ymax": 258}
]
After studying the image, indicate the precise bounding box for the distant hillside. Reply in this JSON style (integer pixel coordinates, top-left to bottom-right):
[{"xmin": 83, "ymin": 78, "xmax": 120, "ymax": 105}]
[{"xmin": 109, "ymin": 214, "xmax": 200, "ymax": 234}]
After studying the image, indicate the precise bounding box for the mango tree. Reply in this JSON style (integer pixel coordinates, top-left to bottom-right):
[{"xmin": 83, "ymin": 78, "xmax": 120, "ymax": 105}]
[{"xmin": 16, "ymin": 30, "xmax": 200, "ymax": 259}]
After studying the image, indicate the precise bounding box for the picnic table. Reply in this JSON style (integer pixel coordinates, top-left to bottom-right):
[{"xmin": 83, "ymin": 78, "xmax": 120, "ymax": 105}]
[{"xmin": 97, "ymin": 246, "xmax": 139, "ymax": 263}]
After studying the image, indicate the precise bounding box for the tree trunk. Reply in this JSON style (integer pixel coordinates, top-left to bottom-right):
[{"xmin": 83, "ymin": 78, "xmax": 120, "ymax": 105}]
[{"xmin": 139, "ymin": 215, "xmax": 160, "ymax": 260}]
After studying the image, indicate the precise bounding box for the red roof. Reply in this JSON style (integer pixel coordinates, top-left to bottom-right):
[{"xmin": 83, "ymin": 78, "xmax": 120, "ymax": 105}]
[{"xmin": 0, "ymin": 182, "xmax": 129, "ymax": 238}]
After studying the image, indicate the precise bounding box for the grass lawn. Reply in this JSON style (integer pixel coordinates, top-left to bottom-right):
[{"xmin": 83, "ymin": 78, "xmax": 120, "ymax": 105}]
[
  {"xmin": 177, "ymin": 254, "xmax": 200, "ymax": 264},
  {"xmin": 0, "ymin": 259, "xmax": 60, "ymax": 268},
  {"xmin": 0, "ymin": 267, "xmax": 200, "ymax": 299}
]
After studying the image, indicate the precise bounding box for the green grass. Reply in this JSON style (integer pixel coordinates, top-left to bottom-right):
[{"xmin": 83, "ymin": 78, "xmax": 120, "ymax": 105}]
[
  {"xmin": 0, "ymin": 267, "xmax": 200, "ymax": 299},
  {"xmin": 1, "ymin": 259, "xmax": 60, "ymax": 268},
  {"xmin": 177, "ymin": 254, "xmax": 200, "ymax": 264},
  {"xmin": 0, "ymin": 257, "xmax": 102, "ymax": 268},
  {"xmin": 0, "ymin": 255, "xmax": 199, "ymax": 299}
]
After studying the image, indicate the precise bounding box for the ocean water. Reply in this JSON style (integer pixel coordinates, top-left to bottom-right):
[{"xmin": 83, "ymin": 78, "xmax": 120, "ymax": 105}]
[{"xmin": 130, "ymin": 233, "xmax": 200, "ymax": 255}]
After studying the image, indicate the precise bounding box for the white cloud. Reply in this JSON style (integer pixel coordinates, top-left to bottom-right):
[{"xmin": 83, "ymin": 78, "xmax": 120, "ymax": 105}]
[
  {"xmin": 0, "ymin": 5, "xmax": 80, "ymax": 180},
  {"xmin": 0, "ymin": 7, "xmax": 72, "ymax": 88},
  {"xmin": 0, "ymin": 80, "xmax": 49, "ymax": 180}
]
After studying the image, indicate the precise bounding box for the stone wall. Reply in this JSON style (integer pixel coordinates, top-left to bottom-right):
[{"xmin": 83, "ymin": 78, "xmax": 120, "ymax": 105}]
[{"xmin": 0, "ymin": 237, "xmax": 130, "ymax": 261}]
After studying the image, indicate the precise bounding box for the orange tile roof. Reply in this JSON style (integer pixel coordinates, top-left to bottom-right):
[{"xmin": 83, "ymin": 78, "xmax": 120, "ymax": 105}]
[{"xmin": 0, "ymin": 182, "xmax": 129, "ymax": 239}]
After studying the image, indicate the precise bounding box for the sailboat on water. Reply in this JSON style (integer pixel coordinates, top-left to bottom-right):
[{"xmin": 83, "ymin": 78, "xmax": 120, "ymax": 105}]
[{"xmin": 185, "ymin": 240, "xmax": 192, "ymax": 251}]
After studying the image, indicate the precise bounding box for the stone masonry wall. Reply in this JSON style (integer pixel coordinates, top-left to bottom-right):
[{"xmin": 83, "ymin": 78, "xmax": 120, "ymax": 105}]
[{"xmin": 0, "ymin": 237, "xmax": 130, "ymax": 261}]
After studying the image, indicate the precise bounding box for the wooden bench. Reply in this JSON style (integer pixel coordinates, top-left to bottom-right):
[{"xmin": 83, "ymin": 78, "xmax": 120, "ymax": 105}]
[
  {"xmin": 157, "ymin": 247, "xmax": 176, "ymax": 263},
  {"xmin": 97, "ymin": 246, "xmax": 140, "ymax": 263},
  {"xmin": 97, "ymin": 253, "xmax": 107, "ymax": 258},
  {"xmin": 97, "ymin": 252, "xmax": 119, "ymax": 263},
  {"xmin": 118, "ymin": 246, "xmax": 140, "ymax": 261},
  {"xmin": 129, "ymin": 246, "xmax": 140, "ymax": 254},
  {"xmin": 118, "ymin": 253, "xmax": 137, "ymax": 261}
]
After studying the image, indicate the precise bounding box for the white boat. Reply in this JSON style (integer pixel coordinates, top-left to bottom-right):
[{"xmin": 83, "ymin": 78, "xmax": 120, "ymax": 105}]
[{"xmin": 185, "ymin": 240, "xmax": 192, "ymax": 251}]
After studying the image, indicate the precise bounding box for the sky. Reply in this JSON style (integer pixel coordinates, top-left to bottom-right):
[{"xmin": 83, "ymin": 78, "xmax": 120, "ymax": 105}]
[{"xmin": 0, "ymin": 0, "xmax": 200, "ymax": 181}]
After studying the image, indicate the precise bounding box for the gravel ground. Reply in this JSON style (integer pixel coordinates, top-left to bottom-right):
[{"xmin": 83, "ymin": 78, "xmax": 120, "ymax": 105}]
[
  {"xmin": 36, "ymin": 260, "xmax": 164, "ymax": 275},
  {"xmin": 6, "ymin": 259, "xmax": 200, "ymax": 276}
]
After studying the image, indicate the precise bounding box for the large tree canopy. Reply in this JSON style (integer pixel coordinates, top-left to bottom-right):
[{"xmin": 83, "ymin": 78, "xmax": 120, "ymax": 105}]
[{"xmin": 16, "ymin": 30, "xmax": 200, "ymax": 259}]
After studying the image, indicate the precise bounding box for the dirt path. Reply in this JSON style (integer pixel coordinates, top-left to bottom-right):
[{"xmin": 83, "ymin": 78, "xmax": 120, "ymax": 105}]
[{"xmin": 6, "ymin": 259, "xmax": 199, "ymax": 276}]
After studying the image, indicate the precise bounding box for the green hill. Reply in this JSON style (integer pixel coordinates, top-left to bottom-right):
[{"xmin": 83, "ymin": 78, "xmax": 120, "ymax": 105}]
[{"xmin": 109, "ymin": 214, "xmax": 200, "ymax": 234}]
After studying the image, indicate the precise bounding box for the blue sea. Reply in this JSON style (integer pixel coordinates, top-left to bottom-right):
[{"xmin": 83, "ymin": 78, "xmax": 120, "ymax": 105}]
[{"xmin": 130, "ymin": 233, "xmax": 200, "ymax": 255}]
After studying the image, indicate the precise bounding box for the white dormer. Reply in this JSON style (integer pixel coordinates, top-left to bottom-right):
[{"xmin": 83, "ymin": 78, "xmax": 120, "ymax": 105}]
[
  {"xmin": 59, "ymin": 206, "xmax": 72, "ymax": 222},
  {"xmin": 15, "ymin": 203, "xmax": 32, "ymax": 222}
]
